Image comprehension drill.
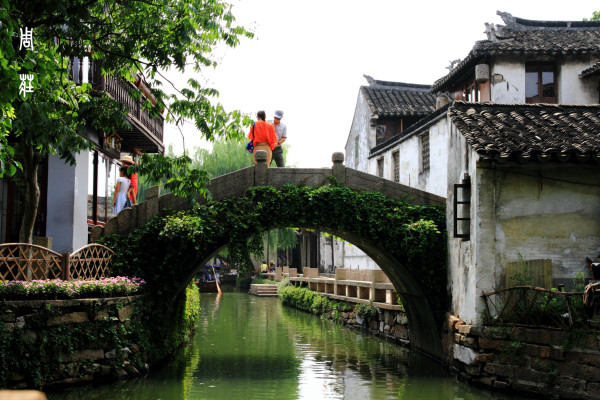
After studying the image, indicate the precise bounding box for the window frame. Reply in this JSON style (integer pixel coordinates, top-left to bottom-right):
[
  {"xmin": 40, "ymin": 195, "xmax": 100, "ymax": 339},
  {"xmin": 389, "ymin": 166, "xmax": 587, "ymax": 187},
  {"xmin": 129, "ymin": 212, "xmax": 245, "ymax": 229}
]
[
  {"xmin": 375, "ymin": 118, "xmax": 404, "ymax": 146},
  {"xmin": 453, "ymin": 179, "xmax": 471, "ymax": 240},
  {"xmin": 525, "ymin": 62, "xmax": 557, "ymax": 104},
  {"xmin": 420, "ymin": 133, "xmax": 430, "ymax": 173},
  {"xmin": 87, "ymin": 150, "xmax": 117, "ymax": 226},
  {"xmin": 392, "ymin": 151, "xmax": 400, "ymax": 183},
  {"xmin": 376, "ymin": 157, "xmax": 384, "ymax": 178}
]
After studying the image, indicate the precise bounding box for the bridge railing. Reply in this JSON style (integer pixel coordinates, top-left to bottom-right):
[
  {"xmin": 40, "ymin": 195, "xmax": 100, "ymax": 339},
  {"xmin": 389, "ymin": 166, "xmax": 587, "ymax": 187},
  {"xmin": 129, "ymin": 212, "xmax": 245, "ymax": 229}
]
[
  {"xmin": 288, "ymin": 267, "xmax": 403, "ymax": 311},
  {"xmin": 0, "ymin": 243, "xmax": 113, "ymax": 281},
  {"xmin": 90, "ymin": 152, "xmax": 446, "ymax": 242},
  {"xmin": 482, "ymin": 285, "xmax": 600, "ymax": 330}
]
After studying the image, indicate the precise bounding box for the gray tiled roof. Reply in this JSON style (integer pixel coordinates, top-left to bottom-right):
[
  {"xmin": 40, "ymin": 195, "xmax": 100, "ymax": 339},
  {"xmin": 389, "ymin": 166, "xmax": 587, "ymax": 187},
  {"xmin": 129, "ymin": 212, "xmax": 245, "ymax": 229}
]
[
  {"xmin": 449, "ymin": 101, "xmax": 600, "ymax": 163},
  {"xmin": 581, "ymin": 61, "xmax": 600, "ymax": 77},
  {"xmin": 361, "ymin": 76, "xmax": 436, "ymax": 118},
  {"xmin": 432, "ymin": 12, "xmax": 600, "ymax": 93}
]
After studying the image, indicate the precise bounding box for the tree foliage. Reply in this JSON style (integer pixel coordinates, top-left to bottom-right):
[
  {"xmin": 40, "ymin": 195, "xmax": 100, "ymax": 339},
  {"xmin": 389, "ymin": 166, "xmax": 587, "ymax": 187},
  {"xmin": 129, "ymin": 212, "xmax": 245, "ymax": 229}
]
[
  {"xmin": 192, "ymin": 139, "xmax": 254, "ymax": 179},
  {"xmin": 1, "ymin": 0, "xmax": 254, "ymax": 241}
]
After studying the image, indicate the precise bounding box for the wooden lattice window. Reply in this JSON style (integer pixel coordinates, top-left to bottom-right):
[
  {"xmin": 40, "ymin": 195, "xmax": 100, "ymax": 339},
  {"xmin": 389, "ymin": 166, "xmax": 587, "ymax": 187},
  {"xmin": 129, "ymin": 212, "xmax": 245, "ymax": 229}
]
[
  {"xmin": 377, "ymin": 157, "xmax": 384, "ymax": 178},
  {"xmin": 420, "ymin": 133, "xmax": 430, "ymax": 173},
  {"xmin": 392, "ymin": 151, "xmax": 400, "ymax": 182},
  {"xmin": 454, "ymin": 178, "xmax": 471, "ymax": 239}
]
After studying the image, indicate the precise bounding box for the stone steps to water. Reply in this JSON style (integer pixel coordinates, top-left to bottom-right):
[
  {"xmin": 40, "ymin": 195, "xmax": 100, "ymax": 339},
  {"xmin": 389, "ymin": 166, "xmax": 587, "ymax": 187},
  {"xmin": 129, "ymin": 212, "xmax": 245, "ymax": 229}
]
[{"xmin": 249, "ymin": 284, "xmax": 278, "ymax": 296}]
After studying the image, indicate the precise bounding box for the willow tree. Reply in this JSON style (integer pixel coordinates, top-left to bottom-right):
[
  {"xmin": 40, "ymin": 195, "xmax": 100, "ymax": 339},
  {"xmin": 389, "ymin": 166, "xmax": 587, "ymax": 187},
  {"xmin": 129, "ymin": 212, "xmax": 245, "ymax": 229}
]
[{"xmin": 1, "ymin": 0, "xmax": 252, "ymax": 243}]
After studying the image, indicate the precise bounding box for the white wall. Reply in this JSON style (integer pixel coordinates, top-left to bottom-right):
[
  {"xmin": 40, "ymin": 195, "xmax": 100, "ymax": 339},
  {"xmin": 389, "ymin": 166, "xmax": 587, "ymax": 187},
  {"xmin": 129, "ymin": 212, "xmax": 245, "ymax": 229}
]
[
  {"xmin": 46, "ymin": 151, "xmax": 89, "ymax": 253},
  {"xmin": 368, "ymin": 116, "xmax": 449, "ymax": 198},
  {"xmin": 490, "ymin": 56, "xmax": 600, "ymax": 105},
  {"xmin": 490, "ymin": 58, "xmax": 524, "ymax": 103},
  {"xmin": 560, "ymin": 58, "xmax": 599, "ymax": 104},
  {"xmin": 318, "ymin": 234, "xmax": 345, "ymax": 272},
  {"xmin": 447, "ymin": 135, "xmax": 600, "ymax": 325},
  {"xmin": 345, "ymin": 91, "xmax": 374, "ymax": 172}
]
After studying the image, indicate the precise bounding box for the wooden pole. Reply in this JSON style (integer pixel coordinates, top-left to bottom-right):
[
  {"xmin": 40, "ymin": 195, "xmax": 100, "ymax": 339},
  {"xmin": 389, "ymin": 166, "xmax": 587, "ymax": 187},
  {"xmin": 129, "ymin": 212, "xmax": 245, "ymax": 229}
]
[
  {"xmin": 61, "ymin": 252, "xmax": 71, "ymax": 281},
  {"xmin": 211, "ymin": 265, "xmax": 222, "ymax": 295}
]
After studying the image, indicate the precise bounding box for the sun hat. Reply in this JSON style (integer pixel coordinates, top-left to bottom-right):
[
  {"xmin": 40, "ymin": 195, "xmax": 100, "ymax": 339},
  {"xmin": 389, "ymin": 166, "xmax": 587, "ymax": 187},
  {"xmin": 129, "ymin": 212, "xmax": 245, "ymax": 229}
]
[{"xmin": 120, "ymin": 155, "xmax": 134, "ymax": 165}]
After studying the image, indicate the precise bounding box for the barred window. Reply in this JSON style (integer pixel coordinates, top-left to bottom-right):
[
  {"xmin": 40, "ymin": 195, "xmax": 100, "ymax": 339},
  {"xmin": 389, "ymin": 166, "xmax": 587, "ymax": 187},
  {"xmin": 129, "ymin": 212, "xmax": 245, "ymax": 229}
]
[
  {"xmin": 377, "ymin": 157, "xmax": 384, "ymax": 178},
  {"xmin": 354, "ymin": 136, "xmax": 359, "ymax": 166},
  {"xmin": 454, "ymin": 176, "xmax": 471, "ymax": 240},
  {"xmin": 420, "ymin": 133, "xmax": 430, "ymax": 173},
  {"xmin": 392, "ymin": 151, "xmax": 400, "ymax": 182}
]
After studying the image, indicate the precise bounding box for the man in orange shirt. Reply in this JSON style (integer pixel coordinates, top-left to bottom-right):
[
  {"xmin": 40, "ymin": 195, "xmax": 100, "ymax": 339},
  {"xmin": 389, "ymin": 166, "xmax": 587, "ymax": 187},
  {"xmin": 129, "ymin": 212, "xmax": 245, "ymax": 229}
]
[{"xmin": 248, "ymin": 110, "xmax": 277, "ymax": 165}]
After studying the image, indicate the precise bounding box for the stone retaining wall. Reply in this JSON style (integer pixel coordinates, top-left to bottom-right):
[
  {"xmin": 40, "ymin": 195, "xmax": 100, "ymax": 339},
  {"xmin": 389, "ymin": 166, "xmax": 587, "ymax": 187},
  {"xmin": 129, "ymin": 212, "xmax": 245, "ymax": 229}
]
[
  {"xmin": 316, "ymin": 302, "xmax": 410, "ymax": 346},
  {"xmin": 1, "ymin": 296, "xmax": 147, "ymax": 389},
  {"xmin": 445, "ymin": 314, "xmax": 600, "ymax": 399}
]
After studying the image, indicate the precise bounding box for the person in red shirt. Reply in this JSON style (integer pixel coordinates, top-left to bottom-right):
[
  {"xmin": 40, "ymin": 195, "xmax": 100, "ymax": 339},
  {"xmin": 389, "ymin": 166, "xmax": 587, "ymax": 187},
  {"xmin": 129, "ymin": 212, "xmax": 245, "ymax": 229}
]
[{"xmin": 248, "ymin": 110, "xmax": 277, "ymax": 166}]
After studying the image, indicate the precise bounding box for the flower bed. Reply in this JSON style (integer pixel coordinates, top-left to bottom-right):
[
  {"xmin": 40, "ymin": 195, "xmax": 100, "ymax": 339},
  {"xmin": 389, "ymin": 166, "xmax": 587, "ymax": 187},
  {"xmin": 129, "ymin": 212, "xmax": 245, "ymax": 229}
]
[{"xmin": 0, "ymin": 276, "xmax": 146, "ymax": 300}]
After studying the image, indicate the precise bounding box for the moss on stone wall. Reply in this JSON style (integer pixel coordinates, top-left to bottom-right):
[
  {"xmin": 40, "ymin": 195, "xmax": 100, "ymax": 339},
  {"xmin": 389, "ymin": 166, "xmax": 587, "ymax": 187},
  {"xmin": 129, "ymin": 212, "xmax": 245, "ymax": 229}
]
[{"xmin": 0, "ymin": 283, "xmax": 200, "ymax": 389}]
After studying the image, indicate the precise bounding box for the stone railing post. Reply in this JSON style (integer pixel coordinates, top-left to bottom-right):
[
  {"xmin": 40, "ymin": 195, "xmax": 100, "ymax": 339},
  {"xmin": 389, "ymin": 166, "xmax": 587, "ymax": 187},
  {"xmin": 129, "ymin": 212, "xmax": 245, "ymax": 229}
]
[
  {"xmin": 369, "ymin": 269, "xmax": 376, "ymax": 302},
  {"xmin": 332, "ymin": 152, "xmax": 346, "ymax": 184},
  {"xmin": 254, "ymin": 150, "xmax": 268, "ymax": 186}
]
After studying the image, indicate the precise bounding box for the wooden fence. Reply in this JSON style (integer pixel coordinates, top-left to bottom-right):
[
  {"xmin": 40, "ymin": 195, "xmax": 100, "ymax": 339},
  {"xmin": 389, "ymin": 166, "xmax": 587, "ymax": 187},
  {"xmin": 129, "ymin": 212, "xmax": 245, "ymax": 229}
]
[
  {"xmin": 483, "ymin": 285, "xmax": 600, "ymax": 330},
  {"xmin": 0, "ymin": 243, "xmax": 114, "ymax": 281}
]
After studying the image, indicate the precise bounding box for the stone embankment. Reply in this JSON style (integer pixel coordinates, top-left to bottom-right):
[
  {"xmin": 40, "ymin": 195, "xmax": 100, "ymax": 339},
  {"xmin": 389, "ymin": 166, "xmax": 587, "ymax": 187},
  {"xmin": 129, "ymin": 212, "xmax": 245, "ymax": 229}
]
[
  {"xmin": 1, "ymin": 296, "xmax": 147, "ymax": 389},
  {"xmin": 317, "ymin": 302, "xmax": 410, "ymax": 346},
  {"xmin": 445, "ymin": 314, "xmax": 600, "ymax": 399}
]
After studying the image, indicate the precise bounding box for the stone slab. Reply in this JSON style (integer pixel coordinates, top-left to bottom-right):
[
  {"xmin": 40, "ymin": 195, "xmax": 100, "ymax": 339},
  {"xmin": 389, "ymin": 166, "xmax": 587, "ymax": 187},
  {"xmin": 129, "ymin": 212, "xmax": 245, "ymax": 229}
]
[
  {"xmin": 47, "ymin": 312, "xmax": 89, "ymax": 326},
  {"xmin": 60, "ymin": 349, "xmax": 105, "ymax": 363}
]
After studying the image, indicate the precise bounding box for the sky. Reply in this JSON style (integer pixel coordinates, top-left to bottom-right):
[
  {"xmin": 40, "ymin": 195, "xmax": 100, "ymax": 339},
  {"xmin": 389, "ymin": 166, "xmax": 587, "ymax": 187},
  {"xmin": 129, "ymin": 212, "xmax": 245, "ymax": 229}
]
[{"xmin": 162, "ymin": 0, "xmax": 598, "ymax": 168}]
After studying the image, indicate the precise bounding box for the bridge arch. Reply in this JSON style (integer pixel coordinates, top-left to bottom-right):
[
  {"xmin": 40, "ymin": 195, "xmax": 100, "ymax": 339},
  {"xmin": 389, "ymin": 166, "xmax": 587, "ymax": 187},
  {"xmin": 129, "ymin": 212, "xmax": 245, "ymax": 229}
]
[{"xmin": 95, "ymin": 152, "xmax": 447, "ymax": 359}]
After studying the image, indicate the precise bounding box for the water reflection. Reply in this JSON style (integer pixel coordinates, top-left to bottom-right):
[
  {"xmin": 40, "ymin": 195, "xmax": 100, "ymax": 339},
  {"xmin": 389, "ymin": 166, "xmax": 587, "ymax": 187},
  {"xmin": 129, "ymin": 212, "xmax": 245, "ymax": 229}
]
[{"xmin": 48, "ymin": 290, "xmax": 532, "ymax": 400}]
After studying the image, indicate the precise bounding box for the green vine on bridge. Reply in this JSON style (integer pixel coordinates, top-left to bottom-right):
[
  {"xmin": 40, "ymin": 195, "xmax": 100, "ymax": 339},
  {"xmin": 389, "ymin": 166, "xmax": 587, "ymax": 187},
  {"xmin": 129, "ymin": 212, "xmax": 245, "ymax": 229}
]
[{"xmin": 101, "ymin": 184, "xmax": 447, "ymax": 309}]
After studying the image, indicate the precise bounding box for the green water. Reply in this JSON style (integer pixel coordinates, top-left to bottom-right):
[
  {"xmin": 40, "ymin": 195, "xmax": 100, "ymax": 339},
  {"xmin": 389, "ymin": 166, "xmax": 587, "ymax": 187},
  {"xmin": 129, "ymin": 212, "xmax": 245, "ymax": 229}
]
[{"xmin": 48, "ymin": 291, "xmax": 531, "ymax": 400}]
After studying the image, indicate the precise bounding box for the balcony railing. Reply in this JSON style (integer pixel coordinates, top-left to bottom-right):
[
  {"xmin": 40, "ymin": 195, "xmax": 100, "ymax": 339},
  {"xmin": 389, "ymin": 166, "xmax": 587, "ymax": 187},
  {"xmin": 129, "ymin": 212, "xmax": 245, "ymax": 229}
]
[{"xmin": 68, "ymin": 56, "xmax": 164, "ymax": 153}]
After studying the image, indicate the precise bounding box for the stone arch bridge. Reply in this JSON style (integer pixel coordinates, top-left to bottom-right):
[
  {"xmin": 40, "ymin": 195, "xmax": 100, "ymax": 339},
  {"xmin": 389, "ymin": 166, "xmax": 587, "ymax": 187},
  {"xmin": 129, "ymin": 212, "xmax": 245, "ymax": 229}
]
[{"xmin": 91, "ymin": 151, "xmax": 447, "ymax": 358}]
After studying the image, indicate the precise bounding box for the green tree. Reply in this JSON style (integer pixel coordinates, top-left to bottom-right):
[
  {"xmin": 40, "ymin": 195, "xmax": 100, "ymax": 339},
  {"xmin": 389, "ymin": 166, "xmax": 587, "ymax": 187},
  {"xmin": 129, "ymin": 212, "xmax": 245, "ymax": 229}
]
[
  {"xmin": 1, "ymin": 0, "xmax": 253, "ymax": 242},
  {"xmin": 192, "ymin": 139, "xmax": 254, "ymax": 179}
]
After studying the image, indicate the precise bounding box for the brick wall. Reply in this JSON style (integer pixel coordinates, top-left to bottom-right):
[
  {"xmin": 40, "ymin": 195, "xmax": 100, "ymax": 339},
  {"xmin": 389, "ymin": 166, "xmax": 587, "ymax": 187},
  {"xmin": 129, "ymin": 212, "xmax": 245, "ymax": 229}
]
[{"xmin": 445, "ymin": 314, "xmax": 600, "ymax": 399}]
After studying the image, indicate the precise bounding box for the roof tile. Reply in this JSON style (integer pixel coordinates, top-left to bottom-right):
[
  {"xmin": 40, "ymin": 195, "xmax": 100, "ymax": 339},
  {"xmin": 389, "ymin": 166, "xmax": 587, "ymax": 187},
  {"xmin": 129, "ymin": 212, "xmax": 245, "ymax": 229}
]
[{"xmin": 449, "ymin": 102, "xmax": 600, "ymax": 163}]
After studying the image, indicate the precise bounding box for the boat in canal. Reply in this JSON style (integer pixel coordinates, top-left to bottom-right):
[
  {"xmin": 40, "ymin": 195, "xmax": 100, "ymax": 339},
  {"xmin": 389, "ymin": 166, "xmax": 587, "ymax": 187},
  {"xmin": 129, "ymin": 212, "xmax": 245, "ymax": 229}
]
[{"xmin": 194, "ymin": 265, "xmax": 221, "ymax": 292}]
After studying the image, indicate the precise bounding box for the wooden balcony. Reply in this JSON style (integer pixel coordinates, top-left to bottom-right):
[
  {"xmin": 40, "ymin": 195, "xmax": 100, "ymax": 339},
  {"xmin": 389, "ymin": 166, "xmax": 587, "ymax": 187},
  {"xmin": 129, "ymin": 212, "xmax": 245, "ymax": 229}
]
[{"xmin": 69, "ymin": 57, "xmax": 165, "ymax": 154}]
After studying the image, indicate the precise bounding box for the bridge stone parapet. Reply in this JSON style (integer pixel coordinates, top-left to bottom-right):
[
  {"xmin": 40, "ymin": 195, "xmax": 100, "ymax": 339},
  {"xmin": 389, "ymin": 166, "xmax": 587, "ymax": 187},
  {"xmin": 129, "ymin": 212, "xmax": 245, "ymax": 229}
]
[{"xmin": 91, "ymin": 151, "xmax": 445, "ymax": 242}]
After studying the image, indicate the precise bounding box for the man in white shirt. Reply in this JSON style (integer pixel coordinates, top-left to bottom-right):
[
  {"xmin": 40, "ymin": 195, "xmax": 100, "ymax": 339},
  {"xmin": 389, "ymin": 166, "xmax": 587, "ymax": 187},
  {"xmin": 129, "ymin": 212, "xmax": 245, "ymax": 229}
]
[{"xmin": 270, "ymin": 110, "xmax": 287, "ymax": 167}]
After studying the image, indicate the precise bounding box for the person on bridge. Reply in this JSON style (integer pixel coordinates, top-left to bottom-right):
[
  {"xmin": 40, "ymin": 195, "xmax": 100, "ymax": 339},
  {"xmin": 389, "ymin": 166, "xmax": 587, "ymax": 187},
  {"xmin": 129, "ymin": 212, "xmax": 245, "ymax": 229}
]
[
  {"xmin": 112, "ymin": 166, "xmax": 131, "ymax": 216},
  {"xmin": 120, "ymin": 155, "xmax": 138, "ymax": 204},
  {"xmin": 249, "ymin": 110, "xmax": 277, "ymax": 166},
  {"xmin": 268, "ymin": 110, "xmax": 287, "ymax": 167}
]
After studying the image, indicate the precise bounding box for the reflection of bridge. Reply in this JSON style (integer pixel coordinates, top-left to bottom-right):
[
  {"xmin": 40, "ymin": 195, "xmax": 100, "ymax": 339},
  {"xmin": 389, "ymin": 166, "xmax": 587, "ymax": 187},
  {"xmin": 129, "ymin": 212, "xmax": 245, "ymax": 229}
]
[{"xmin": 91, "ymin": 151, "xmax": 448, "ymax": 358}]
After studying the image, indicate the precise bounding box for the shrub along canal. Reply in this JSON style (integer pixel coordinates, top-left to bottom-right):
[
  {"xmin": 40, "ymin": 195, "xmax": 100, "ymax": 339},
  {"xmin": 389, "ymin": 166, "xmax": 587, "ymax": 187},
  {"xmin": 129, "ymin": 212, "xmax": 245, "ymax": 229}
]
[{"xmin": 47, "ymin": 290, "xmax": 532, "ymax": 399}]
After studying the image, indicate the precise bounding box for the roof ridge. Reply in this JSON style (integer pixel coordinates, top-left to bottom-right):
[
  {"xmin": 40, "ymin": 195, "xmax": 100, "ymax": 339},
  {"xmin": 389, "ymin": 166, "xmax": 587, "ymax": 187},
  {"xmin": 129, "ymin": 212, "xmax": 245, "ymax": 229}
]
[
  {"xmin": 453, "ymin": 101, "xmax": 600, "ymax": 110},
  {"xmin": 498, "ymin": 11, "xmax": 600, "ymax": 31},
  {"xmin": 363, "ymin": 75, "xmax": 431, "ymax": 91}
]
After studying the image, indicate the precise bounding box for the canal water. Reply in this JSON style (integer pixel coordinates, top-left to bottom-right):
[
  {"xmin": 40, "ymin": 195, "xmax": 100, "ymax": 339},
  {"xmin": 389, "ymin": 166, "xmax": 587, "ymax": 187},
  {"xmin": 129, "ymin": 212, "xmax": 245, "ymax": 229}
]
[{"xmin": 48, "ymin": 290, "xmax": 532, "ymax": 400}]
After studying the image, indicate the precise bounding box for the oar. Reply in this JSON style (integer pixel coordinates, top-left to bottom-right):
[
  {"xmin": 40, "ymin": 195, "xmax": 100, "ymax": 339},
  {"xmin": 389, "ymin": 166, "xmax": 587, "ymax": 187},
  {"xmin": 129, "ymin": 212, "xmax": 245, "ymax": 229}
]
[{"xmin": 211, "ymin": 265, "xmax": 222, "ymax": 295}]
